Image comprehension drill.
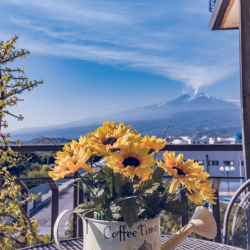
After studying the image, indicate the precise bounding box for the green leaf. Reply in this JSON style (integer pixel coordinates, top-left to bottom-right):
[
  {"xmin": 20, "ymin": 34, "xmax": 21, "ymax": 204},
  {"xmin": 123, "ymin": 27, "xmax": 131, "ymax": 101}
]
[
  {"xmin": 120, "ymin": 199, "xmax": 139, "ymax": 228},
  {"xmin": 104, "ymin": 166, "xmax": 112, "ymax": 173},
  {"xmin": 136, "ymin": 198, "xmax": 155, "ymax": 217},
  {"xmin": 93, "ymin": 191, "xmax": 111, "ymax": 210},
  {"xmin": 152, "ymin": 167, "xmax": 165, "ymax": 183},
  {"xmin": 74, "ymin": 202, "xmax": 95, "ymax": 213},
  {"xmin": 135, "ymin": 198, "xmax": 148, "ymax": 207},
  {"xmin": 135, "ymin": 179, "xmax": 160, "ymax": 195},
  {"xmin": 121, "ymin": 182, "xmax": 134, "ymax": 196},
  {"xmin": 104, "ymin": 207, "xmax": 113, "ymax": 221},
  {"xmin": 110, "ymin": 204, "xmax": 123, "ymax": 220},
  {"xmin": 163, "ymin": 200, "xmax": 190, "ymax": 216},
  {"xmin": 114, "ymin": 174, "xmax": 130, "ymax": 197},
  {"xmin": 76, "ymin": 177, "xmax": 94, "ymax": 187},
  {"xmin": 95, "ymin": 169, "xmax": 106, "ymax": 181},
  {"xmin": 158, "ymin": 184, "xmax": 166, "ymax": 194},
  {"xmin": 145, "ymin": 190, "xmax": 162, "ymax": 214}
]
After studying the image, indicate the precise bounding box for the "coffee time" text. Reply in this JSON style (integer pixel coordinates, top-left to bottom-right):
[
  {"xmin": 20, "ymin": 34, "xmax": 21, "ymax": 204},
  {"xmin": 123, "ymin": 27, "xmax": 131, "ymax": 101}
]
[{"xmin": 103, "ymin": 224, "xmax": 158, "ymax": 242}]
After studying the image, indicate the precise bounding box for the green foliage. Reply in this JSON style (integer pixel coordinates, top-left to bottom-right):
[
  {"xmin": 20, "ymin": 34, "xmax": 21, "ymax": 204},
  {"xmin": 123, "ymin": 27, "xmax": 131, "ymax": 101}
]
[
  {"xmin": 163, "ymin": 200, "xmax": 190, "ymax": 216},
  {"xmin": 152, "ymin": 167, "xmax": 165, "ymax": 183},
  {"xmin": 1, "ymin": 151, "xmax": 56, "ymax": 189},
  {"xmin": 160, "ymin": 198, "xmax": 212, "ymax": 241},
  {"xmin": 0, "ymin": 168, "xmax": 50, "ymax": 249},
  {"xmin": 65, "ymin": 216, "xmax": 73, "ymax": 239},
  {"xmin": 0, "ymin": 36, "xmax": 43, "ymax": 169},
  {"xmin": 160, "ymin": 199, "xmax": 197, "ymax": 235},
  {"xmin": 75, "ymin": 172, "xmax": 189, "ymax": 228},
  {"xmin": 220, "ymin": 202, "xmax": 239, "ymax": 245},
  {"xmin": 135, "ymin": 179, "xmax": 159, "ymax": 195},
  {"xmin": 38, "ymin": 152, "xmax": 56, "ymax": 165},
  {"xmin": 0, "ymin": 37, "xmax": 47, "ymax": 249},
  {"xmin": 120, "ymin": 199, "xmax": 139, "ymax": 228},
  {"xmin": 3, "ymin": 152, "xmax": 56, "ymax": 178},
  {"xmin": 20, "ymin": 165, "xmax": 50, "ymax": 188}
]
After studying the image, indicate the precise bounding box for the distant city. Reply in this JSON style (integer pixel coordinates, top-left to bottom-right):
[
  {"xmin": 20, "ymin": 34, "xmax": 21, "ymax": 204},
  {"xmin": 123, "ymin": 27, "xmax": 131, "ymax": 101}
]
[
  {"xmin": 165, "ymin": 134, "xmax": 241, "ymax": 145},
  {"xmin": 17, "ymin": 133, "xmax": 241, "ymax": 145}
]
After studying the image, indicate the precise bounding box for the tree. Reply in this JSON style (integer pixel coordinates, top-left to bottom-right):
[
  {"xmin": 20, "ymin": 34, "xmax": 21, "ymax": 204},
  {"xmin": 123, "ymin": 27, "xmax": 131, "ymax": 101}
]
[
  {"xmin": 0, "ymin": 36, "xmax": 49, "ymax": 249},
  {"xmin": 0, "ymin": 168, "xmax": 50, "ymax": 249},
  {"xmin": 0, "ymin": 36, "xmax": 43, "ymax": 169}
]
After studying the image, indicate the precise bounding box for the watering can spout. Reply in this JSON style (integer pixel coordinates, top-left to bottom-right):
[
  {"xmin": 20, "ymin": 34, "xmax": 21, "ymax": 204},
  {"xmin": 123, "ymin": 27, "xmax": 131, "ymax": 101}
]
[{"xmin": 161, "ymin": 206, "xmax": 217, "ymax": 250}]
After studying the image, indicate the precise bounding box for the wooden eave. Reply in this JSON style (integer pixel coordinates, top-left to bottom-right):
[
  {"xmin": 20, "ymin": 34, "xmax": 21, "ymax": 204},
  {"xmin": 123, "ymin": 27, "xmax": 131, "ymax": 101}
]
[{"xmin": 209, "ymin": 0, "xmax": 238, "ymax": 30}]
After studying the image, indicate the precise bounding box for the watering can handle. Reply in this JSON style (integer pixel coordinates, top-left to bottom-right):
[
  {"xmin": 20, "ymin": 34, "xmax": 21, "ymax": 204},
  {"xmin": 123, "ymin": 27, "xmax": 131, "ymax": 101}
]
[{"xmin": 53, "ymin": 209, "xmax": 86, "ymax": 250}]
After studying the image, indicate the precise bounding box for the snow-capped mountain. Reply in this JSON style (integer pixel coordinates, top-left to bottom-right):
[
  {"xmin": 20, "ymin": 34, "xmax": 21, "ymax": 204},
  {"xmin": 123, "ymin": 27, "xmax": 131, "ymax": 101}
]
[
  {"xmin": 144, "ymin": 93, "xmax": 240, "ymax": 111},
  {"xmin": 9, "ymin": 93, "xmax": 241, "ymax": 140}
]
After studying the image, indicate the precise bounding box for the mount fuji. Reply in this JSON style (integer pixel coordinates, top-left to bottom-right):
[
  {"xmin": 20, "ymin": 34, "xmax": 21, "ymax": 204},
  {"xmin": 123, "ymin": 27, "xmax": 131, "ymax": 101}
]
[{"xmin": 8, "ymin": 93, "xmax": 242, "ymax": 141}]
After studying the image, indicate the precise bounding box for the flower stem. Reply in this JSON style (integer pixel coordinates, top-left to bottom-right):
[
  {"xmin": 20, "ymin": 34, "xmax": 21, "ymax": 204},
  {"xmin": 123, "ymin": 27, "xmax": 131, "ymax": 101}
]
[
  {"xmin": 86, "ymin": 171, "xmax": 113, "ymax": 209},
  {"xmin": 154, "ymin": 178, "xmax": 174, "ymax": 209},
  {"xmin": 76, "ymin": 170, "xmax": 94, "ymax": 196},
  {"xmin": 89, "ymin": 158, "xmax": 96, "ymax": 186},
  {"xmin": 171, "ymin": 187, "xmax": 187, "ymax": 200},
  {"xmin": 111, "ymin": 169, "xmax": 114, "ymax": 199}
]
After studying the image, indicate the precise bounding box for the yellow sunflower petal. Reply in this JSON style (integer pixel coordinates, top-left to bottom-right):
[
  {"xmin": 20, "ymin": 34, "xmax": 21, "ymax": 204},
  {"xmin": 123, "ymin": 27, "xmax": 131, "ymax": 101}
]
[
  {"xmin": 169, "ymin": 179, "xmax": 179, "ymax": 194},
  {"xmin": 79, "ymin": 163, "xmax": 95, "ymax": 173}
]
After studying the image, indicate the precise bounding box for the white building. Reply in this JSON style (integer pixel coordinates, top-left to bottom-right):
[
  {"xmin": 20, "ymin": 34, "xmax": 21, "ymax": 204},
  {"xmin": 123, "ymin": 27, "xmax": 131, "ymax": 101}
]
[{"xmin": 156, "ymin": 149, "xmax": 244, "ymax": 193}]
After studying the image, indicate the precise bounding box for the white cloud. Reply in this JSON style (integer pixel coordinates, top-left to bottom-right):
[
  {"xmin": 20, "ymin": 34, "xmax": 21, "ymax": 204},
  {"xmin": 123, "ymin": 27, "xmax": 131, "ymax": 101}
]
[
  {"xmin": 0, "ymin": 0, "xmax": 239, "ymax": 92},
  {"xmin": 3, "ymin": 0, "xmax": 132, "ymax": 25}
]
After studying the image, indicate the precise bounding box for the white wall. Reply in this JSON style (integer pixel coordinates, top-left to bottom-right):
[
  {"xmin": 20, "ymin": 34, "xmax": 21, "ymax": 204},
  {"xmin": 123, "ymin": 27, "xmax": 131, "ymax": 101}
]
[{"xmin": 156, "ymin": 150, "xmax": 244, "ymax": 178}]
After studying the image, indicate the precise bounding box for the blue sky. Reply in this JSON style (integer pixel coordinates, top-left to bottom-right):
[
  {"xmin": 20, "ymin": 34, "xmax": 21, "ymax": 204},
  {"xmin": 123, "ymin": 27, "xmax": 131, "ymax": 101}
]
[{"xmin": 0, "ymin": 0, "xmax": 240, "ymax": 131}]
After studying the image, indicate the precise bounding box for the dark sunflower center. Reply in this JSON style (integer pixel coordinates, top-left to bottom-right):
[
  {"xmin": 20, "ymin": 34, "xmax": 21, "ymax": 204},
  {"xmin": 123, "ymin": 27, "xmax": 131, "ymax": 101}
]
[
  {"xmin": 92, "ymin": 156, "xmax": 103, "ymax": 163},
  {"xmin": 173, "ymin": 167, "xmax": 185, "ymax": 176},
  {"xmin": 123, "ymin": 157, "xmax": 140, "ymax": 168},
  {"xmin": 103, "ymin": 137, "xmax": 117, "ymax": 145},
  {"xmin": 148, "ymin": 148, "xmax": 154, "ymax": 154}
]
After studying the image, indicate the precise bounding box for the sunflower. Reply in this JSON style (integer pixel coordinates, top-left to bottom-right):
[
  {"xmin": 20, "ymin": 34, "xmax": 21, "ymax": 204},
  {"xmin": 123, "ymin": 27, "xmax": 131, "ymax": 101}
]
[
  {"xmin": 63, "ymin": 136, "xmax": 106, "ymax": 158},
  {"xmin": 185, "ymin": 179, "xmax": 217, "ymax": 205},
  {"xmin": 141, "ymin": 135, "xmax": 166, "ymax": 153},
  {"xmin": 52, "ymin": 136, "xmax": 106, "ymax": 181},
  {"xmin": 102, "ymin": 121, "xmax": 129, "ymax": 133},
  {"xmin": 62, "ymin": 139, "xmax": 80, "ymax": 155},
  {"xmin": 88, "ymin": 121, "xmax": 141, "ymax": 152},
  {"xmin": 79, "ymin": 136, "xmax": 89, "ymax": 147},
  {"xmin": 85, "ymin": 138, "xmax": 107, "ymax": 157},
  {"xmin": 47, "ymin": 166, "xmax": 72, "ymax": 181},
  {"xmin": 49, "ymin": 147, "xmax": 94, "ymax": 181},
  {"xmin": 104, "ymin": 143, "xmax": 156, "ymax": 179},
  {"xmin": 102, "ymin": 121, "xmax": 139, "ymax": 136},
  {"xmin": 186, "ymin": 190, "xmax": 205, "ymax": 205},
  {"xmin": 195, "ymin": 179, "xmax": 217, "ymax": 204},
  {"xmin": 157, "ymin": 151, "xmax": 204, "ymax": 193},
  {"xmin": 54, "ymin": 140, "xmax": 81, "ymax": 164}
]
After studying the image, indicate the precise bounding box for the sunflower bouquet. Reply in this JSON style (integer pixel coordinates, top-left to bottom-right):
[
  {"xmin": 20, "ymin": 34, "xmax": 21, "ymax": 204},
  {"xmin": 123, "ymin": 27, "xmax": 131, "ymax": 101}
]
[{"xmin": 48, "ymin": 121, "xmax": 217, "ymax": 228}]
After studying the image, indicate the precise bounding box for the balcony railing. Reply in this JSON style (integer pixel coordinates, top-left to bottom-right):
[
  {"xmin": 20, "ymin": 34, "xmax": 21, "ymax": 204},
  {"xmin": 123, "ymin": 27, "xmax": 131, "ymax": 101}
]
[
  {"xmin": 0, "ymin": 144, "xmax": 244, "ymax": 243},
  {"xmin": 210, "ymin": 0, "xmax": 217, "ymax": 12}
]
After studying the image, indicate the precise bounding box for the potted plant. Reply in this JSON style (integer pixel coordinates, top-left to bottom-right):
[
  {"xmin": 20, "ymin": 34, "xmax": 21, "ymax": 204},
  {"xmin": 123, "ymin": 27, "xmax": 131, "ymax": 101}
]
[{"xmin": 49, "ymin": 121, "xmax": 217, "ymax": 250}]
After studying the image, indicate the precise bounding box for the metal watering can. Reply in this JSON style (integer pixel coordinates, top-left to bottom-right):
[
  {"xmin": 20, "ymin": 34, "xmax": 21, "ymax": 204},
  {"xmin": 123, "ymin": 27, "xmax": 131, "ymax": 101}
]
[
  {"xmin": 161, "ymin": 206, "xmax": 217, "ymax": 250},
  {"xmin": 54, "ymin": 206, "xmax": 216, "ymax": 250}
]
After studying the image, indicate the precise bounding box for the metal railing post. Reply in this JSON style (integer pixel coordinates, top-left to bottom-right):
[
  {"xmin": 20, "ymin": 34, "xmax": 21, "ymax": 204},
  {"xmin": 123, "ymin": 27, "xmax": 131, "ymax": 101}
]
[
  {"xmin": 15, "ymin": 180, "xmax": 29, "ymax": 215},
  {"xmin": 181, "ymin": 191, "xmax": 188, "ymax": 227},
  {"xmin": 78, "ymin": 182, "xmax": 84, "ymax": 237},
  {"xmin": 73, "ymin": 173, "xmax": 79, "ymax": 238},
  {"xmin": 46, "ymin": 178, "xmax": 59, "ymax": 241},
  {"xmin": 212, "ymin": 178, "xmax": 221, "ymax": 243}
]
